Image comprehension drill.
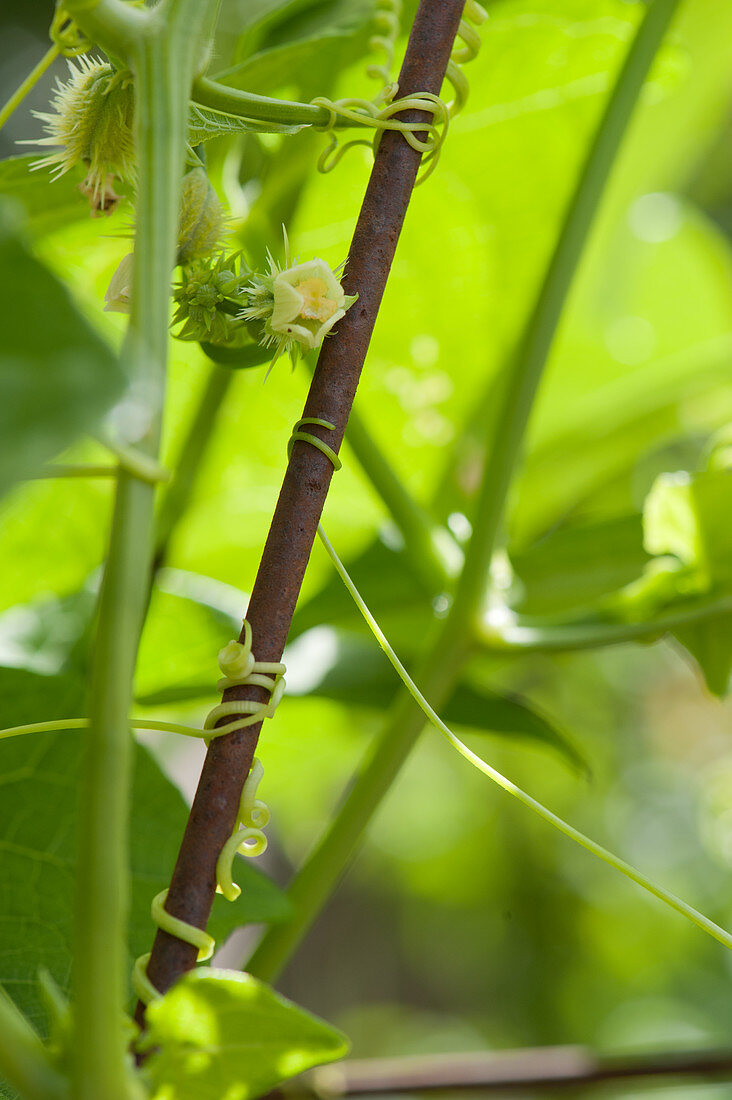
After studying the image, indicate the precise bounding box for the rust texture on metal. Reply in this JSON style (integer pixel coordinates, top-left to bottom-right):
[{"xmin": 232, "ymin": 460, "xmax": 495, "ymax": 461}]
[
  {"xmin": 137, "ymin": 0, "xmax": 466, "ymax": 1016},
  {"xmin": 284, "ymin": 1047, "xmax": 732, "ymax": 1095}
]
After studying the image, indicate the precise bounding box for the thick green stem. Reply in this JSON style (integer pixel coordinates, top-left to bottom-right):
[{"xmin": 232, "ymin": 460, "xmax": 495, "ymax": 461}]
[
  {"xmin": 62, "ymin": 0, "xmax": 148, "ymax": 62},
  {"xmin": 248, "ymin": 0, "xmax": 681, "ymax": 982},
  {"xmin": 70, "ymin": 5, "xmax": 217, "ymax": 1098},
  {"xmin": 345, "ymin": 407, "xmax": 462, "ymax": 589},
  {"xmin": 0, "ymin": 988, "xmax": 66, "ymax": 1100},
  {"xmin": 193, "ymin": 76, "xmax": 333, "ymax": 128},
  {"xmin": 154, "ymin": 364, "xmax": 233, "ymax": 570}
]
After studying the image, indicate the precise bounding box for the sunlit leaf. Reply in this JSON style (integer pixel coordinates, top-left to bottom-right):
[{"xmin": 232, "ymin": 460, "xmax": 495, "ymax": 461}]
[
  {"xmin": 143, "ymin": 969, "xmax": 349, "ymax": 1100},
  {"xmin": 644, "ymin": 468, "xmax": 732, "ymax": 585},
  {"xmin": 214, "ymin": 0, "xmax": 376, "ymax": 95},
  {"xmin": 0, "ymin": 156, "xmax": 89, "ymax": 236}
]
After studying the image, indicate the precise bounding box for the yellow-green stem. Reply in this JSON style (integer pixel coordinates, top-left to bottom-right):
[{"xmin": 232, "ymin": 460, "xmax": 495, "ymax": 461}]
[
  {"xmin": 69, "ymin": 3, "xmax": 218, "ymax": 1097},
  {"xmin": 0, "ymin": 44, "xmax": 59, "ymax": 133}
]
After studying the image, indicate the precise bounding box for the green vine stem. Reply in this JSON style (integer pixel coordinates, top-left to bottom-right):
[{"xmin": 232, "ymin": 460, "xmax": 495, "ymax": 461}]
[
  {"xmin": 60, "ymin": 1, "xmax": 218, "ymax": 1096},
  {"xmin": 153, "ymin": 363, "xmax": 233, "ymax": 572},
  {"xmin": 0, "ymin": 988, "xmax": 66, "ymax": 1100},
  {"xmin": 192, "ymin": 76, "xmax": 336, "ymax": 129},
  {"xmin": 0, "ymin": 43, "xmax": 59, "ymax": 133},
  {"xmin": 62, "ymin": 0, "xmax": 145, "ymax": 62},
  {"xmin": 247, "ymin": 0, "xmax": 682, "ymax": 983},
  {"xmin": 478, "ymin": 594, "xmax": 732, "ymax": 653}
]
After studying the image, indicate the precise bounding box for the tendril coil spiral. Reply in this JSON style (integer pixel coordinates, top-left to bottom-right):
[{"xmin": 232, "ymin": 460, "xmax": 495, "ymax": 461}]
[
  {"xmin": 288, "ymin": 418, "xmax": 342, "ymax": 470},
  {"xmin": 132, "ymin": 622, "xmax": 285, "ymax": 1004},
  {"xmin": 366, "ymin": 0, "xmax": 402, "ymax": 87},
  {"xmin": 312, "ymin": 0, "xmax": 487, "ymax": 183},
  {"xmin": 50, "ymin": 6, "xmax": 93, "ymax": 57}
]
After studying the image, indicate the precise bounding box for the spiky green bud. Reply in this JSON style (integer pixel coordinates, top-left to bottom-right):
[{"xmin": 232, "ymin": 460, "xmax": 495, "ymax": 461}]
[
  {"xmin": 172, "ymin": 252, "xmax": 251, "ymax": 344},
  {"xmin": 26, "ymin": 57, "xmax": 134, "ymax": 214}
]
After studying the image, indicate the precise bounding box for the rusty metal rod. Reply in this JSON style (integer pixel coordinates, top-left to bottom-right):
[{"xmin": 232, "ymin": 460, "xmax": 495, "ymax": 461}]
[
  {"xmin": 291, "ymin": 1046, "xmax": 732, "ymax": 1096},
  {"xmin": 137, "ymin": 0, "xmax": 466, "ymax": 1015}
]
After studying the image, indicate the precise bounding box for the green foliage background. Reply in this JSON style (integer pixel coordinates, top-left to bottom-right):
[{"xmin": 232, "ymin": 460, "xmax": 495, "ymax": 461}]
[{"xmin": 1, "ymin": 0, "xmax": 732, "ymax": 1094}]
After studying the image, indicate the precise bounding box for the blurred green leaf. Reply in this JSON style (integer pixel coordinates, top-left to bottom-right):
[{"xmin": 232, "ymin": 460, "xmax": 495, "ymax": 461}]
[
  {"xmin": 143, "ymin": 969, "xmax": 349, "ymax": 1100},
  {"xmin": 135, "ymin": 581, "xmax": 240, "ymax": 704},
  {"xmin": 295, "ymin": 634, "xmax": 587, "ymax": 771},
  {"xmin": 0, "ymin": 156, "xmax": 89, "ymax": 236},
  {"xmin": 511, "ymin": 514, "xmax": 650, "ymax": 617},
  {"xmin": 0, "ymin": 667, "xmax": 289, "ymax": 1035},
  {"xmin": 213, "ymin": 0, "xmax": 376, "ymax": 95},
  {"xmin": 644, "ymin": 468, "xmax": 732, "ymax": 585},
  {"xmin": 0, "ymin": 201, "xmax": 125, "ymax": 499},
  {"xmin": 290, "ymin": 536, "xmax": 435, "ymax": 649},
  {"xmin": 673, "ymin": 614, "xmax": 732, "ymax": 698}
]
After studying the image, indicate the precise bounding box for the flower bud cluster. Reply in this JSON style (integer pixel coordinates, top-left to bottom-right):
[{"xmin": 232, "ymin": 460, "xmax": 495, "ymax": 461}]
[{"xmin": 172, "ymin": 253, "xmax": 251, "ymax": 344}]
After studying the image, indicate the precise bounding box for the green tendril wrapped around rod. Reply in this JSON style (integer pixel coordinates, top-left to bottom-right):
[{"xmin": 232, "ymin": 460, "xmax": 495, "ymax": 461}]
[
  {"xmin": 311, "ymin": 0, "xmax": 487, "ymax": 182},
  {"xmin": 132, "ymin": 622, "xmax": 284, "ymax": 1003}
]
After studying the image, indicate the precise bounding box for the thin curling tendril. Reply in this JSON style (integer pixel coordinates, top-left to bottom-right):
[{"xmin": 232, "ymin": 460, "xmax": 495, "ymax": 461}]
[
  {"xmin": 50, "ymin": 6, "xmax": 93, "ymax": 57},
  {"xmin": 133, "ymin": 621, "xmax": 284, "ymax": 1003},
  {"xmin": 367, "ymin": 0, "xmax": 402, "ymax": 87},
  {"xmin": 312, "ymin": 0, "xmax": 487, "ymax": 182}
]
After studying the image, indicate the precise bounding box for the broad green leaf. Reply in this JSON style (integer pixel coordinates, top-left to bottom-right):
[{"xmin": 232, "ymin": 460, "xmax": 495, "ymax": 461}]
[
  {"xmin": 0, "ymin": 156, "xmax": 89, "ymax": 236},
  {"xmin": 289, "ymin": 633, "xmax": 586, "ymax": 771},
  {"xmin": 290, "ymin": 535, "xmax": 434, "ymax": 650},
  {"xmin": 135, "ymin": 582, "xmax": 240, "ymax": 704},
  {"xmin": 673, "ymin": 614, "xmax": 732, "ymax": 698},
  {"xmin": 644, "ymin": 468, "xmax": 732, "ymax": 585},
  {"xmin": 212, "ymin": 0, "xmax": 337, "ymax": 71},
  {"xmin": 143, "ymin": 969, "xmax": 349, "ymax": 1100},
  {"xmin": 0, "ymin": 667, "xmax": 289, "ymax": 1035},
  {"xmin": 213, "ymin": 0, "xmax": 376, "ymax": 96},
  {"xmin": 0, "ymin": 201, "xmax": 125, "ymax": 498},
  {"xmin": 511, "ymin": 514, "xmax": 649, "ymax": 617}
]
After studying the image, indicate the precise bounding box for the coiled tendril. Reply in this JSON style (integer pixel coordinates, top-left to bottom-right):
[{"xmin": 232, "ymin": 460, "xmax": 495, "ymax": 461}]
[
  {"xmin": 366, "ymin": 0, "xmax": 402, "ymax": 87},
  {"xmin": 50, "ymin": 6, "xmax": 93, "ymax": 57},
  {"xmin": 288, "ymin": 417, "xmax": 342, "ymax": 470},
  {"xmin": 132, "ymin": 622, "xmax": 285, "ymax": 1004},
  {"xmin": 312, "ymin": 0, "xmax": 487, "ymax": 183}
]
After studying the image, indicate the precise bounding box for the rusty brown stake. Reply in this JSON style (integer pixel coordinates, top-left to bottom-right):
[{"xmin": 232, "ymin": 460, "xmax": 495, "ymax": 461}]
[
  {"xmin": 137, "ymin": 0, "xmax": 466, "ymax": 1017},
  {"xmin": 285, "ymin": 1046, "xmax": 732, "ymax": 1096}
]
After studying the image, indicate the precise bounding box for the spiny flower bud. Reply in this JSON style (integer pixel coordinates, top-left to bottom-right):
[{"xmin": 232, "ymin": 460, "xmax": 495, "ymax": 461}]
[
  {"xmin": 26, "ymin": 56, "xmax": 134, "ymax": 214},
  {"xmin": 177, "ymin": 167, "xmax": 226, "ymax": 266},
  {"xmin": 172, "ymin": 252, "xmax": 251, "ymax": 344}
]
